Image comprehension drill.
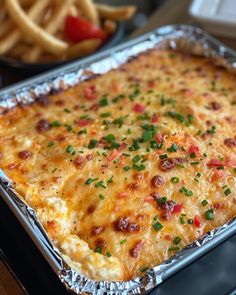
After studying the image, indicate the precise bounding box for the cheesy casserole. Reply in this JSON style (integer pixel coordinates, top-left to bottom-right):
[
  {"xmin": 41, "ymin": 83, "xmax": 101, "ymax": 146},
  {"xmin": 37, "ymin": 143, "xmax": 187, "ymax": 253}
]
[{"xmin": 0, "ymin": 49, "xmax": 236, "ymax": 281}]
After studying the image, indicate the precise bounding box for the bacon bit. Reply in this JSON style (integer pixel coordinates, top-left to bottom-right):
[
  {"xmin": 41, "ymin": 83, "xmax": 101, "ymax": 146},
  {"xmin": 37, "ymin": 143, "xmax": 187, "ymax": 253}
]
[
  {"xmin": 129, "ymin": 240, "xmax": 143, "ymax": 258},
  {"xmin": 133, "ymin": 103, "xmax": 145, "ymax": 113},
  {"xmin": 172, "ymin": 203, "xmax": 183, "ymax": 214},
  {"xmin": 40, "ymin": 180, "xmax": 48, "ymax": 186},
  {"xmin": 91, "ymin": 226, "xmax": 104, "ymax": 236},
  {"xmin": 87, "ymin": 205, "xmax": 96, "ymax": 214},
  {"xmin": 151, "ymin": 114, "xmax": 158, "ymax": 123},
  {"xmin": 207, "ymin": 159, "xmax": 224, "ymax": 168},
  {"xmin": 107, "ymin": 149, "xmax": 119, "ymax": 161},
  {"xmin": 133, "ymin": 173, "xmax": 143, "ymax": 181},
  {"xmin": 206, "ymin": 120, "xmax": 212, "ymax": 126},
  {"xmin": 159, "ymin": 157, "xmax": 186, "ymax": 172},
  {"xmin": 74, "ymin": 156, "xmax": 85, "ymax": 168},
  {"xmin": 118, "ymin": 142, "xmax": 127, "ymax": 152},
  {"xmin": 77, "ymin": 119, "xmax": 90, "ymax": 127},
  {"xmin": 90, "ymin": 103, "xmax": 99, "ymax": 111},
  {"xmin": 127, "ymin": 182, "xmax": 139, "ymax": 190},
  {"xmin": 36, "ymin": 119, "xmax": 50, "ymax": 133},
  {"xmin": 84, "ymin": 85, "xmax": 96, "ymax": 100},
  {"xmin": 155, "ymin": 134, "xmax": 164, "ymax": 143},
  {"xmin": 95, "ymin": 238, "xmax": 107, "ymax": 249},
  {"xmin": 86, "ymin": 154, "xmax": 94, "ymax": 161},
  {"xmin": 37, "ymin": 95, "xmax": 51, "ymax": 106},
  {"xmin": 52, "ymin": 177, "xmax": 60, "ymax": 183},
  {"xmin": 164, "ymin": 235, "xmax": 173, "ymax": 241},
  {"xmin": 151, "ymin": 175, "xmax": 165, "ymax": 188},
  {"xmin": 18, "ymin": 150, "xmax": 32, "ymax": 160},
  {"xmin": 210, "ymin": 101, "xmax": 221, "ymax": 111},
  {"xmin": 113, "ymin": 216, "xmax": 140, "ymax": 233},
  {"xmin": 194, "ymin": 215, "xmax": 201, "ymax": 227},
  {"xmin": 0, "ymin": 152, "xmax": 3, "ymax": 159},
  {"xmin": 224, "ymin": 138, "xmax": 236, "ymax": 148},
  {"xmin": 148, "ymin": 80, "xmax": 156, "ymax": 88},
  {"xmin": 55, "ymin": 100, "xmax": 65, "ymax": 106},
  {"xmin": 189, "ymin": 145, "xmax": 199, "ymax": 154},
  {"xmin": 117, "ymin": 192, "xmax": 128, "ymax": 198},
  {"xmin": 211, "ymin": 169, "xmax": 224, "ymax": 182},
  {"xmin": 56, "ymin": 134, "xmax": 66, "ymax": 141},
  {"xmin": 213, "ymin": 202, "xmax": 225, "ymax": 210}
]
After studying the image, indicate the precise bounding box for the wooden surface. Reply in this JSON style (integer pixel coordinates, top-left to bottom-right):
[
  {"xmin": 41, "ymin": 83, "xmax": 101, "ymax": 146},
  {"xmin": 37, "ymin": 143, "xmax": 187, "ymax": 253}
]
[{"xmin": 0, "ymin": 0, "xmax": 236, "ymax": 294}]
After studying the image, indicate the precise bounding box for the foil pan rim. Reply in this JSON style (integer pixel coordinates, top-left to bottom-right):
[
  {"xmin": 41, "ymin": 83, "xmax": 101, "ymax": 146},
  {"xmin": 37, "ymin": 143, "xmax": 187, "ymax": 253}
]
[{"xmin": 0, "ymin": 24, "xmax": 236, "ymax": 294}]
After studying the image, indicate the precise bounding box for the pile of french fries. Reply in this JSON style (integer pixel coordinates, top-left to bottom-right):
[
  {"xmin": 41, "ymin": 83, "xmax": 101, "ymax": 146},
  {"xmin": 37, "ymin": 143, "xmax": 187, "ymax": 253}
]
[{"xmin": 0, "ymin": 0, "xmax": 136, "ymax": 63}]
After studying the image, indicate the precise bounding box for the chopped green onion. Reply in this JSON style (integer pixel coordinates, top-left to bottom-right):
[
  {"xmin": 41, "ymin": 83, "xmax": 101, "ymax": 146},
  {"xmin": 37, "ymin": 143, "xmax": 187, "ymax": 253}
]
[
  {"xmin": 173, "ymin": 236, "xmax": 181, "ymax": 245},
  {"xmin": 205, "ymin": 209, "xmax": 214, "ymax": 220},
  {"xmin": 94, "ymin": 246, "xmax": 102, "ymax": 254},
  {"xmin": 48, "ymin": 141, "xmax": 54, "ymax": 147},
  {"xmin": 66, "ymin": 145, "xmax": 73, "ymax": 154},
  {"xmin": 171, "ymin": 177, "xmax": 179, "ymax": 183},
  {"xmin": 132, "ymin": 155, "xmax": 142, "ymax": 163},
  {"xmin": 201, "ymin": 199, "xmax": 208, "ymax": 206},
  {"xmin": 95, "ymin": 181, "xmax": 107, "ymax": 188},
  {"xmin": 152, "ymin": 221, "xmax": 163, "ymax": 231},
  {"xmin": 106, "ymin": 251, "xmax": 112, "ymax": 257},
  {"xmin": 168, "ymin": 246, "xmax": 180, "ymax": 251},
  {"xmin": 123, "ymin": 166, "xmax": 130, "ymax": 172},
  {"xmin": 167, "ymin": 143, "xmax": 178, "ymax": 152},
  {"xmin": 159, "ymin": 154, "xmax": 168, "ymax": 160},
  {"xmin": 120, "ymin": 239, "xmax": 127, "ymax": 245},
  {"xmin": 140, "ymin": 266, "xmax": 149, "ymax": 273},
  {"xmin": 88, "ymin": 139, "xmax": 98, "ymax": 149},
  {"xmin": 224, "ymin": 187, "xmax": 231, "ymax": 196},
  {"xmin": 51, "ymin": 120, "xmax": 61, "ymax": 127},
  {"xmin": 85, "ymin": 178, "xmax": 98, "ymax": 185},
  {"xmin": 99, "ymin": 194, "xmax": 105, "ymax": 200}
]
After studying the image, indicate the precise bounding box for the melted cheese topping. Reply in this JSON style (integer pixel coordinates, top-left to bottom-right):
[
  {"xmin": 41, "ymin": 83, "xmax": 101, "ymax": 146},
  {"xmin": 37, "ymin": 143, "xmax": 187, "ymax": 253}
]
[{"xmin": 0, "ymin": 49, "xmax": 236, "ymax": 281}]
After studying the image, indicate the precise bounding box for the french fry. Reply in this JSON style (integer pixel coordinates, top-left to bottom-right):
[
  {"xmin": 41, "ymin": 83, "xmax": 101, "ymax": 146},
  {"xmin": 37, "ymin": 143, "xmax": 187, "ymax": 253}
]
[
  {"xmin": 0, "ymin": 20, "xmax": 14, "ymax": 38},
  {"xmin": 6, "ymin": 0, "xmax": 68, "ymax": 55},
  {"xmin": 23, "ymin": 0, "xmax": 74, "ymax": 63},
  {"xmin": 95, "ymin": 4, "xmax": 136, "ymax": 21},
  {"xmin": 66, "ymin": 39, "xmax": 101, "ymax": 59},
  {"xmin": 103, "ymin": 19, "xmax": 117, "ymax": 35},
  {"xmin": 0, "ymin": 0, "xmax": 49, "ymax": 54},
  {"xmin": 7, "ymin": 42, "xmax": 30, "ymax": 58},
  {"xmin": 76, "ymin": 0, "xmax": 99, "ymax": 26}
]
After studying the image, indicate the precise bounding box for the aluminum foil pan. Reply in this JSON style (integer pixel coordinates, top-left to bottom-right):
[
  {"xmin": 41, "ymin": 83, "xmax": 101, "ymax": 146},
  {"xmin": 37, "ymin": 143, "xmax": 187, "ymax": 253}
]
[{"xmin": 0, "ymin": 25, "xmax": 236, "ymax": 294}]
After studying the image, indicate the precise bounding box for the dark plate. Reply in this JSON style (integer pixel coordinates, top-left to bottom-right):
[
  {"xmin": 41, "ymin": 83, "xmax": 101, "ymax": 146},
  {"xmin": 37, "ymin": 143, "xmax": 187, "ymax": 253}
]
[{"xmin": 0, "ymin": 22, "xmax": 124, "ymax": 71}]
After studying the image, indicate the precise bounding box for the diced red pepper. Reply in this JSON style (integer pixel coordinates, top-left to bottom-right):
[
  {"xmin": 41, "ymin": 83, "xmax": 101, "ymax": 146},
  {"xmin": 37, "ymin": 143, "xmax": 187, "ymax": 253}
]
[
  {"xmin": 77, "ymin": 119, "xmax": 90, "ymax": 126},
  {"xmin": 151, "ymin": 114, "xmax": 158, "ymax": 123},
  {"xmin": 189, "ymin": 145, "xmax": 199, "ymax": 154},
  {"xmin": 117, "ymin": 142, "xmax": 127, "ymax": 152},
  {"xmin": 172, "ymin": 203, "xmax": 183, "ymax": 214},
  {"xmin": 194, "ymin": 215, "xmax": 201, "ymax": 227},
  {"xmin": 107, "ymin": 149, "xmax": 119, "ymax": 161},
  {"xmin": 133, "ymin": 103, "xmax": 145, "ymax": 113},
  {"xmin": 207, "ymin": 159, "xmax": 224, "ymax": 168},
  {"xmin": 84, "ymin": 85, "xmax": 96, "ymax": 100},
  {"xmin": 148, "ymin": 80, "xmax": 156, "ymax": 88}
]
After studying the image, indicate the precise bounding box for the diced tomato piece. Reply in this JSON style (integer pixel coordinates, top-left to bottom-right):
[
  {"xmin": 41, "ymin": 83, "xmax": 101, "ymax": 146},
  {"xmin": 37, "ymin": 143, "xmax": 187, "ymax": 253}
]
[
  {"xmin": 189, "ymin": 145, "xmax": 199, "ymax": 154},
  {"xmin": 211, "ymin": 169, "xmax": 224, "ymax": 182},
  {"xmin": 64, "ymin": 15, "xmax": 107, "ymax": 43},
  {"xmin": 207, "ymin": 159, "xmax": 224, "ymax": 168},
  {"xmin": 172, "ymin": 203, "xmax": 183, "ymax": 214},
  {"xmin": 155, "ymin": 134, "xmax": 164, "ymax": 143},
  {"xmin": 84, "ymin": 85, "xmax": 96, "ymax": 100},
  {"xmin": 77, "ymin": 119, "xmax": 90, "ymax": 126},
  {"xmin": 133, "ymin": 103, "xmax": 145, "ymax": 113},
  {"xmin": 194, "ymin": 215, "xmax": 201, "ymax": 227},
  {"xmin": 151, "ymin": 114, "xmax": 158, "ymax": 123},
  {"xmin": 107, "ymin": 149, "xmax": 119, "ymax": 161}
]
